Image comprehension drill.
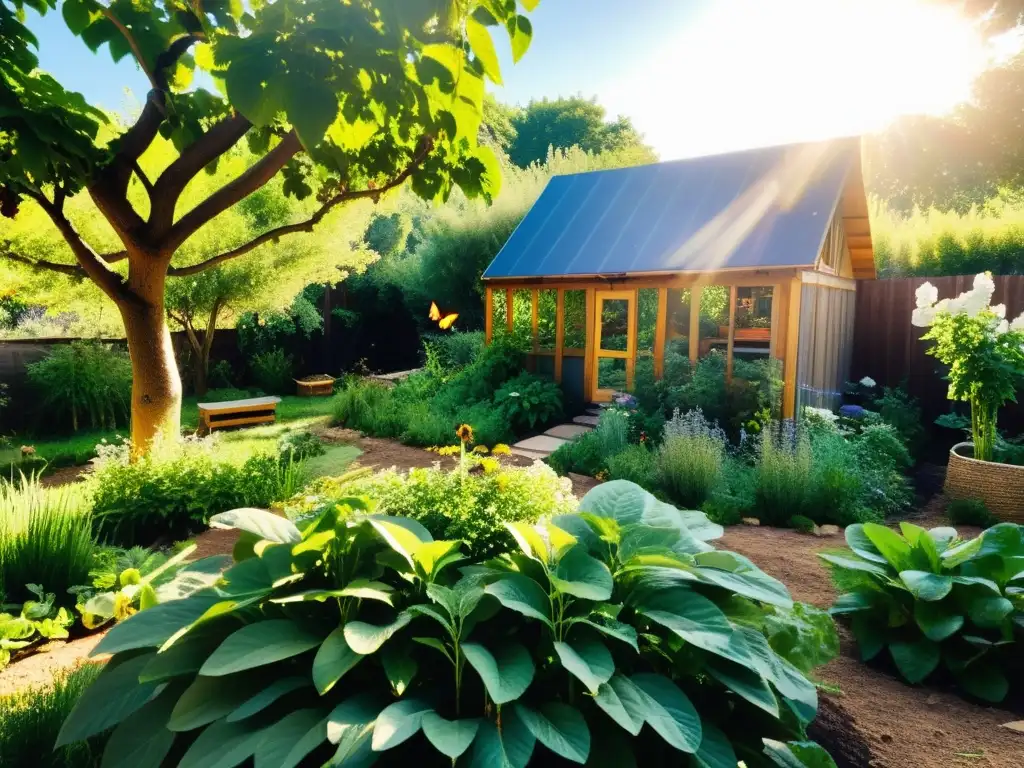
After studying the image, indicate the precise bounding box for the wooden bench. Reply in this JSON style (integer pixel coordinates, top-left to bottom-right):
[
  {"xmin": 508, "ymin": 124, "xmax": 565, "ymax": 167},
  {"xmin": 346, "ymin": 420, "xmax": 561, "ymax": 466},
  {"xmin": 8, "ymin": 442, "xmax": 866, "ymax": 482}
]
[{"xmin": 197, "ymin": 396, "xmax": 282, "ymax": 433}]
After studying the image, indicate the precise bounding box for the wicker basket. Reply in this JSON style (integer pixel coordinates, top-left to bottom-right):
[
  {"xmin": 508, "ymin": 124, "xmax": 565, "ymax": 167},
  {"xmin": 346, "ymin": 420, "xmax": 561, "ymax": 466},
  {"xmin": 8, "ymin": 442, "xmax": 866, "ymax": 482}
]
[{"xmin": 945, "ymin": 442, "xmax": 1024, "ymax": 524}]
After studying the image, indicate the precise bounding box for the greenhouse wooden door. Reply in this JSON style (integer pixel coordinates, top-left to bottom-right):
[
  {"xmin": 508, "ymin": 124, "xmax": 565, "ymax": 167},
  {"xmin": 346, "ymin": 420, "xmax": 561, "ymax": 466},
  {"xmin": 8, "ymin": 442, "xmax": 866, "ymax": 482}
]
[{"xmin": 591, "ymin": 290, "xmax": 635, "ymax": 402}]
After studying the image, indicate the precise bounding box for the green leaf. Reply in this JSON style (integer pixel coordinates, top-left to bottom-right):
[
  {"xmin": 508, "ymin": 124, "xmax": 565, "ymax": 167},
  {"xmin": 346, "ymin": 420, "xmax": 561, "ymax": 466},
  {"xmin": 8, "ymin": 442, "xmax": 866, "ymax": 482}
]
[
  {"xmin": 344, "ymin": 611, "xmax": 411, "ymax": 654},
  {"xmin": 551, "ymin": 548, "xmax": 613, "ymax": 601},
  {"xmin": 952, "ymin": 660, "xmax": 1009, "ymax": 703},
  {"xmin": 762, "ymin": 739, "xmax": 838, "ymax": 768},
  {"xmin": 284, "ymin": 77, "xmax": 338, "ymax": 150},
  {"xmin": 462, "ymin": 641, "xmax": 535, "ymax": 705},
  {"xmin": 254, "ymin": 708, "xmax": 326, "ymax": 768},
  {"xmin": 521, "ymin": 0, "xmax": 541, "ymax": 10},
  {"xmin": 200, "ymin": 620, "xmax": 322, "ymax": 676},
  {"xmin": 326, "ymin": 694, "xmax": 380, "ymax": 765},
  {"xmin": 313, "ymin": 627, "xmax": 363, "ymax": 694},
  {"xmin": 467, "ymin": 16, "xmax": 502, "ymax": 84},
  {"xmin": 516, "ymin": 702, "xmax": 590, "ymax": 763},
  {"xmin": 368, "ymin": 517, "xmax": 432, "ymax": 569},
  {"xmin": 408, "ymin": 603, "xmax": 456, "ymax": 635},
  {"xmin": 914, "ymin": 601, "xmax": 964, "ymax": 642},
  {"xmin": 966, "ymin": 593, "xmax": 1014, "ymax": 628},
  {"xmin": 593, "ymin": 675, "xmax": 646, "ymax": 735},
  {"xmin": 381, "ymin": 644, "xmax": 418, "ymax": 695},
  {"xmin": 817, "ymin": 553, "xmax": 887, "ymax": 577},
  {"xmin": 553, "ymin": 634, "xmax": 614, "ymax": 694},
  {"xmin": 57, "ymin": 652, "xmax": 161, "ymax": 747},
  {"xmin": 138, "ymin": 630, "xmax": 223, "ymax": 683},
  {"xmin": 169, "ymin": 674, "xmax": 264, "ymax": 731},
  {"xmin": 579, "ymin": 481, "xmax": 647, "ymax": 524},
  {"xmin": 850, "ymin": 615, "xmax": 885, "ymax": 661},
  {"xmin": 692, "ymin": 551, "xmax": 793, "ymax": 608},
  {"xmin": 370, "ymin": 698, "xmax": 432, "ymax": 751},
  {"xmin": 209, "ymin": 508, "xmax": 301, "ymax": 544},
  {"xmin": 899, "ymin": 570, "xmax": 953, "ymax": 601},
  {"xmin": 421, "ymin": 712, "xmax": 479, "ymax": 759},
  {"xmin": 861, "ymin": 523, "xmax": 913, "ymax": 570},
  {"xmin": 691, "ymin": 722, "xmax": 737, "ymax": 768},
  {"xmin": 467, "ymin": 708, "xmax": 535, "ymax": 768},
  {"xmin": 228, "ymin": 677, "xmax": 309, "ymax": 722},
  {"xmin": 505, "ymin": 521, "xmax": 551, "ymax": 562},
  {"xmin": 707, "ymin": 659, "xmax": 779, "ymax": 717},
  {"xmin": 889, "ymin": 638, "xmax": 940, "ymax": 683},
  {"xmin": 484, "ymin": 574, "xmax": 552, "ymax": 626},
  {"xmin": 631, "ymin": 673, "xmax": 702, "ymax": 753},
  {"xmin": 413, "ymin": 540, "xmax": 464, "ymax": 579},
  {"xmin": 92, "ymin": 593, "xmax": 222, "ymax": 656},
  {"xmin": 574, "ymin": 616, "xmax": 639, "ymax": 652},
  {"xmin": 634, "ymin": 587, "xmax": 747, "ymax": 665},
  {"xmin": 507, "ymin": 15, "xmax": 533, "ymax": 62},
  {"xmin": 100, "ymin": 682, "xmax": 179, "ymax": 768},
  {"xmin": 178, "ymin": 718, "xmax": 266, "ymax": 768}
]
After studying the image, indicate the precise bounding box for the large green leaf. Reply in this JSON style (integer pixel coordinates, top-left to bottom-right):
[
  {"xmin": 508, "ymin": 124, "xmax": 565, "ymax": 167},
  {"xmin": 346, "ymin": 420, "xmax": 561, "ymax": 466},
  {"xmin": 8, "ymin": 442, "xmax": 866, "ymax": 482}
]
[
  {"xmin": 370, "ymin": 698, "xmax": 432, "ymax": 751},
  {"xmin": 861, "ymin": 523, "xmax": 913, "ymax": 570},
  {"xmin": 467, "ymin": 708, "xmax": 535, "ymax": 768},
  {"xmin": 326, "ymin": 694, "xmax": 380, "ymax": 762},
  {"xmin": 313, "ymin": 627, "xmax": 363, "ymax": 694},
  {"xmin": 177, "ymin": 718, "xmax": 266, "ymax": 768},
  {"xmin": 382, "ymin": 644, "xmax": 418, "ymax": 695},
  {"xmin": 516, "ymin": 702, "xmax": 590, "ymax": 764},
  {"xmin": 228, "ymin": 677, "xmax": 309, "ymax": 722},
  {"xmin": 100, "ymin": 682, "xmax": 179, "ymax": 768},
  {"xmin": 817, "ymin": 553, "xmax": 887, "ymax": 578},
  {"xmin": 579, "ymin": 481, "xmax": 648, "ymax": 524},
  {"xmin": 485, "ymin": 574, "xmax": 552, "ymax": 626},
  {"xmin": 421, "ymin": 713, "xmax": 480, "ymax": 759},
  {"xmin": 506, "ymin": 14, "xmax": 533, "ymax": 62},
  {"xmin": 254, "ymin": 708, "xmax": 326, "ymax": 768},
  {"xmin": 573, "ymin": 616, "xmax": 639, "ymax": 652},
  {"xmin": 889, "ymin": 638, "xmax": 940, "ymax": 683},
  {"xmin": 593, "ymin": 675, "xmax": 646, "ymax": 735},
  {"xmin": 631, "ymin": 673, "xmax": 702, "ymax": 753},
  {"xmin": 634, "ymin": 588, "xmax": 748, "ymax": 665},
  {"xmin": 762, "ymin": 739, "xmax": 838, "ymax": 768},
  {"xmin": 843, "ymin": 524, "xmax": 888, "ymax": 563},
  {"xmin": 169, "ymin": 674, "xmax": 264, "ymax": 731},
  {"xmin": 284, "ymin": 76, "xmax": 338, "ymax": 150},
  {"xmin": 368, "ymin": 517, "xmax": 432, "ymax": 569},
  {"xmin": 913, "ymin": 601, "xmax": 964, "ymax": 642},
  {"xmin": 553, "ymin": 634, "xmax": 614, "ymax": 694},
  {"xmin": 736, "ymin": 626, "xmax": 816, "ymax": 724},
  {"xmin": 467, "ymin": 16, "xmax": 502, "ymax": 84},
  {"xmin": 951, "ymin": 659, "xmax": 1009, "ymax": 703},
  {"xmin": 899, "ymin": 570, "xmax": 953, "ymax": 601},
  {"xmin": 850, "ymin": 615, "xmax": 885, "ymax": 661},
  {"xmin": 57, "ymin": 652, "xmax": 161, "ymax": 747},
  {"xmin": 209, "ymin": 508, "xmax": 301, "ymax": 544},
  {"xmin": 344, "ymin": 611, "xmax": 412, "ymax": 654},
  {"xmin": 200, "ymin": 620, "xmax": 322, "ymax": 676},
  {"xmin": 691, "ymin": 723, "xmax": 738, "ymax": 768},
  {"xmin": 92, "ymin": 593, "xmax": 222, "ymax": 656},
  {"xmin": 138, "ymin": 630, "xmax": 224, "ymax": 683},
  {"xmin": 462, "ymin": 641, "xmax": 535, "ymax": 705},
  {"xmin": 965, "ymin": 593, "xmax": 1014, "ymax": 628},
  {"xmin": 551, "ymin": 548, "xmax": 613, "ymax": 601},
  {"xmin": 692, "ymin": 551, "xmax": 793, "ymax": 608},
  {"xmin": 707, "ymin": 660, "xmax": 779, "ymax": 717}
]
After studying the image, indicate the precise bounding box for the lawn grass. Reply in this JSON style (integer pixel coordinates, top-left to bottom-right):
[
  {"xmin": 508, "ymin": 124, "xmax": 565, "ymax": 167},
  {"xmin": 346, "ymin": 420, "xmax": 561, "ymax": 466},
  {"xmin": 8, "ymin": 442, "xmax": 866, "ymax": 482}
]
[{"xmin": 2, "ymin": 395, "xmax": 343, "ymax": 475}]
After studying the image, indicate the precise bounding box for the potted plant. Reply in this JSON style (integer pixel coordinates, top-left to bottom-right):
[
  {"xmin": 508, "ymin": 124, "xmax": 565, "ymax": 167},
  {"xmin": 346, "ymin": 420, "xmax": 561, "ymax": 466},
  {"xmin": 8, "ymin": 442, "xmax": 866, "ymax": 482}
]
[
  {"xmin": 294, "ymin": 373, "xmax": 337, "ymax": 397},
  {"xmin": 912, "ymin": 273, "xmax": 1024, "ymax": 521}
]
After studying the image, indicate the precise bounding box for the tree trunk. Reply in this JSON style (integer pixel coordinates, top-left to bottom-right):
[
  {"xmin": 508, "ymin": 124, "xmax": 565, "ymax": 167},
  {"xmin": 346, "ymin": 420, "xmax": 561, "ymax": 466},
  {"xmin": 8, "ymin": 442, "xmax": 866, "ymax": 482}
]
[
  {"xmin": 193, "ymin": 353, "xmax": 208, "ymax": 397},
  {"xmin": 119, "ymin": 271, "xmax": 181, "ymax": 453}
]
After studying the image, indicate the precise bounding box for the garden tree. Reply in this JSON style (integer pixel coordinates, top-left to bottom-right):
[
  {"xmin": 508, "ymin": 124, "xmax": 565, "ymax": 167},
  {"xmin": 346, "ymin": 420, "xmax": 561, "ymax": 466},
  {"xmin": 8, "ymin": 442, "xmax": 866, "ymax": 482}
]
[
  {"xmin": 507, "ymin": 95, "xmax": 656, "ymax": 168},
  {"xmin": 480, "ymin": 92, "xmax": 519, "ymax": 151},
  {"xmin": 0, "ymin": 0, "xmax": 537, "ymax": 451}
]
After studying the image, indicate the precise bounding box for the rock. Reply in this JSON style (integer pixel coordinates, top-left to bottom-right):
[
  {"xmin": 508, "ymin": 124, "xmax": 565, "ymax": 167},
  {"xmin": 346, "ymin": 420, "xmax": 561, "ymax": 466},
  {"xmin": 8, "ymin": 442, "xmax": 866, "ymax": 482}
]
[
  {"xmin": 813, "ymin": 524, "xmax": 841, "ymax": 537},
  {"xmin": 741, "ymin": 517, "xmax": 761, "ymax": 526}
]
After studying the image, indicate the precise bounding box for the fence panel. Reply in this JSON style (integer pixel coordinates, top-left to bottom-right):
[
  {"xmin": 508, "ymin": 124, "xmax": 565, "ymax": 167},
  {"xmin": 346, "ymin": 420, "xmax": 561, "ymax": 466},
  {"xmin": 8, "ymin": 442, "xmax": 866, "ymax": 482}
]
[{"xmin": 851, "ymin": 276, "xmax": 1024, "ymax": 433}]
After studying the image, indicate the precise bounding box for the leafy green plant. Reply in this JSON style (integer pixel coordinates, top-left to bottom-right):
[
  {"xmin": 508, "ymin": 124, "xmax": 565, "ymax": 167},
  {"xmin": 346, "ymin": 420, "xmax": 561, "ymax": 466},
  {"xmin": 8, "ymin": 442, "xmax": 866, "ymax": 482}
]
[
  {"xmin": 753, "ymin": 427, "xmax": 812, "ymax": 527},
  {"xmin": 870, "ymin": 385, "xmax": 924, "ymax": 454},
  {"xmin": 594, "ymin": 408, "xmax": 630, "ymax": 458},
  {"xmin": 788, "ymin": 515, "xmax": 816, "ymax": 534},
  {"xmin": 657, "ymin": 425, "xmax": 725, "ymax": 510},
  {"xmin": 57, "ymin": 484, "xmax": 838, "ymax": 767},
  {"xmin": 1, "ymin": 584, "xmax": 75, "ymax": 667},
  {"xmin": 821, "ymin": 522, "xmax": 1024, "ymax": 701},
  {"xmin": 250, "ymin": 349, "xmax": 295, "ymax": 395},
  {"xmin": 278, "ymin": 431, "xmax": 326, "ymax": 462},
  {"xmin": 546, "ymin": 430, "xmax": 608, "ymax": 477},
  {"xmin": 495, "ymin": 372, "xmax": 564, "ymax": 431},
  {"xmin": 0, "ymin": 663, "xmax": 106, "ymax": 768},
  {"xmin": 946, "ymin": 498, "xmax": 999, "ymax": 528},
  {"xmin": 606, "ymin": 444, "xmax": 656, "ymax": 487},
  {"xmin": 0, "ymin": 473, "xmax": 94, "ymax": 607},
  {"xmin": 26, "ymin": 341, "xmax": 132, "ymax": 433}
]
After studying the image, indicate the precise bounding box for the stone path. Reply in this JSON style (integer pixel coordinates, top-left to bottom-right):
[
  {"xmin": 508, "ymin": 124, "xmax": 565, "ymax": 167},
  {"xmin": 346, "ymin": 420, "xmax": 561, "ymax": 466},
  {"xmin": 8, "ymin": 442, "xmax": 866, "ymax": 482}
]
[{"xmin": 510, "ymin": 407, "xmax": 601, "ymax": 459}]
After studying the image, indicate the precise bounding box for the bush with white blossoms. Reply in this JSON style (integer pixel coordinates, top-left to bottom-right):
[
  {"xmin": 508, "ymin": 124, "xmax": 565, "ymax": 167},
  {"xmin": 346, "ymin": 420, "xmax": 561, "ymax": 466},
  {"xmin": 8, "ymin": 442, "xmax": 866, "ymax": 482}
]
[{"xmin": 912, "ymin": 272, "xmax": 1024, "ymax": 461}]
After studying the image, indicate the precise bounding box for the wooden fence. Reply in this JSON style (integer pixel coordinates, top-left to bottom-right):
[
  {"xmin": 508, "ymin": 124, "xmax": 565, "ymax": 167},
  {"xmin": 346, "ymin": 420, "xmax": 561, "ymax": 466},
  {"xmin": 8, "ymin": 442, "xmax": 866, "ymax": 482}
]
[{"xmin": 851, "ymin": 275, "xmax": 1024, "ymax": 433}]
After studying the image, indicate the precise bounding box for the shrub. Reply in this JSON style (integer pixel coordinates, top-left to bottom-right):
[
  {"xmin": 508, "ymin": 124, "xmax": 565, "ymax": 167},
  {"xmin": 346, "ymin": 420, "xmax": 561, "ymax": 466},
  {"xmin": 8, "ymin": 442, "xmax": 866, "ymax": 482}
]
[
  {"xmin": 278, "ymin": 430, "xmax": 326, "ymax": 462},
  {"xmin": 947, "ymin": 497, "xmax": 998, "ymax": 528},
  {"xmin": 250, "ymin": 348, "xmax": 294, "ymax": 394},
  {"xmin": 89, "ymin": 438, "xmax": 305, "ymax": 547},
  {"xmin": 26, "ymin": 341, "xmax": 132, "ymax": 432},
  {"xmin": 546, "ymin": 430, "xmax": 607, "ymax": 477},
  {"xmin": 594, "ymin": 407, "xmax": 630, "ymax": 458},
  {"xmin": 606, "ymin": 444, "xmax": 656, "ymax": 487},
  {"xmin": 871, "ymin": 385, "xmax": 924, "ymax": 454},
  {"xmin": 427, "ymin": 338, "xmax": 523, "ymax": 413},
  {"xmin": 789, "ymin": 515, "xmax": 816, "ymax": 534},
  {"xmin": 822, "ymin": 522, "xmax": 1024, "ymax": 702},
  {"xmin": 753, "ymin": 425, "xmax": 812, "ymax": 527},
  {"xmin": 1, "ymin": 584, "xmax": 75, "ymax": 667},
  {"xmin": 423, "ymin": 331, "xmax": 485, "ymax": 379},
  {"xmin": 60, "ymin": 486, "xmax": 838, "ymax": 767},
  {"xmin": 0, "ymin": 474, "xmax": 94, "ymax": 606},
  {"xmin": 850, "ymin": 423, "xmax": 913, "ymax": 472},
  {"xmin": 0, "ymin": 663, "xmax": 105, "ymax": 768},
  {"xmin": 657, "ymin": 409, "xmax": 727, "ymax": 509},
  {"xmin": 494, "ymin": 372, "xmax": 564, "ymax": 431},
  {"xmin": 333, "ymin": 379, "xmax": 405, "ymax": 438}
]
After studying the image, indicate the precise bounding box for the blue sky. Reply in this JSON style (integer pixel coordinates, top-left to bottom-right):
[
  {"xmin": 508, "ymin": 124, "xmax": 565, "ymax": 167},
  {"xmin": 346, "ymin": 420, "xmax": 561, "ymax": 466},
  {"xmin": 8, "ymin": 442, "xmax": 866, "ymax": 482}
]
[{"xmin": 25, "ymin": 0, "xmax": 995, "ymax": 160}]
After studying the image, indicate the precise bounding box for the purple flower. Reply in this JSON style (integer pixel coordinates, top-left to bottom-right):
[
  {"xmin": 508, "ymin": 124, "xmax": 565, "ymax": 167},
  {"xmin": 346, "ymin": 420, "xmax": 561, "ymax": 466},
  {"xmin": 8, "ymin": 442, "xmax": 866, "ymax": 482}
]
[{"xmin": 839, "ymin": 405, "xmax": 866, "ymax": 419}]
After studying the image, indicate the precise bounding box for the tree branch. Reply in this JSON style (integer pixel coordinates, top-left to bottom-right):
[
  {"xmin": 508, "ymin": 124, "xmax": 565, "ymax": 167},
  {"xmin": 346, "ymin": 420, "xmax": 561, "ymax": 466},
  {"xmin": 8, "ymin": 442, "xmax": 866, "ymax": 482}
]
[
  {"xmin": 164, "ymin": 132, "xmax": 302, "ymax": 252},
  {"xmin": 102, "ymin": 7, "xmax": 158, "ymax": 89},
  {"xmin": 131, "ymin": 159, "xmax": 154, "ymax": 199},
  {"xmin": 150, "ymin": 112, "xmax": 253, "ymax": 234},
  {"xmin": 2, "ymin": 249, "xmax": 86, "ymax": 278},
  {"xmin": 168, "ymin": 137, "xmax": 435, "ymax": 277}
]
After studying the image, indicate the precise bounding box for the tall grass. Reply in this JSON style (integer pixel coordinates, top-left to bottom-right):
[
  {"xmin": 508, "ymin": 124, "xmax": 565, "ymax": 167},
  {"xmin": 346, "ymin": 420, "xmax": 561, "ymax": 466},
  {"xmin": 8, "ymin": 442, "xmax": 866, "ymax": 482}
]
[
  {"xmin": 0, "ymin": 663, "xmax": 105, "ymax": 768},
  {"xmin": 0, "ymin": 474, "xmax": 94, "ymax": 605},
  {"xmin": 595, "ymin": 409, "xmax": 630, "ymax": 458},
  {"xmin": 657, "ymin": 435, "xmax": 724, "ymax": 509},
  {"xmin": 753, "ymin": 426, "xmax": 812, "ymax": 527}
]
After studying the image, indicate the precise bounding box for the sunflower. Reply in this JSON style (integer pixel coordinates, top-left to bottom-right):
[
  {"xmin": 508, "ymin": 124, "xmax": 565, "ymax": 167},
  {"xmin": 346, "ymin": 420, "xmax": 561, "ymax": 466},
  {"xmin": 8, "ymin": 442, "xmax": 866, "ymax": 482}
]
[{"xmin": 456, "ymin": 423, "xmax": 474, "ymax": 444}]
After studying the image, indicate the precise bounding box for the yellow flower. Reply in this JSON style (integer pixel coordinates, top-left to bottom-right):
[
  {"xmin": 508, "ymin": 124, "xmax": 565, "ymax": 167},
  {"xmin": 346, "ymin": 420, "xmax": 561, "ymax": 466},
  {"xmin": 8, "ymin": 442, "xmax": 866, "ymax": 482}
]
[
  {"xmin": 437, "ymin": 445, "xmax": 460, "ymax": 456},
  {"xmin": 480, "ymin": 457, "xmax": 500, "ymax": 474},
  {"xmin": 496, "ymin": 473, "xmax": 510, "ymax": 490},
  {"xmin": 456, "ymin": 424, "xmax": 474, "ymax": 444},
  {"xmin": 472, "ymin": 445, "xmax": 489, "ymax": 455},
  {"xmin": 492, "ymin": 443, "xmax": 511, "ymax": 455},
  {"xmin": 595, "ymin": 470, "xmax": 609, "ymax": 481}
]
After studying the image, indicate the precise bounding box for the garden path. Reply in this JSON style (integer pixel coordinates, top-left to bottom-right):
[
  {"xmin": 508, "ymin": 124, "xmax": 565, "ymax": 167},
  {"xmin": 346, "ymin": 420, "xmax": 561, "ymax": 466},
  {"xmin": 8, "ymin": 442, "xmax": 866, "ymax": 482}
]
[{"xmin": 509, "ymin": 407, "xmax": 598, "ymax": 460}]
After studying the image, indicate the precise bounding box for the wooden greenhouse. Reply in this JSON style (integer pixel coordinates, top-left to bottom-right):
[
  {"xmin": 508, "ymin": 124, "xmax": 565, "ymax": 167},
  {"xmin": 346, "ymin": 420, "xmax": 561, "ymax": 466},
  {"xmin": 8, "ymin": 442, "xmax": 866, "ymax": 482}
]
[{"xmin": 481, "ymin": 139, "xmax": 875, "ymax": 418}]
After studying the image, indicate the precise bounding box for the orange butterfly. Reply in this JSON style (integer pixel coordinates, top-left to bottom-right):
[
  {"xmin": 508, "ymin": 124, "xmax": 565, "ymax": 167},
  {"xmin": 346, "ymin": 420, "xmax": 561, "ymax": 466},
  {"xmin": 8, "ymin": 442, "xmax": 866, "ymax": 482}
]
[{"xmin": 428, "ymin": 301, "xmax": 459, "ymax": 330}]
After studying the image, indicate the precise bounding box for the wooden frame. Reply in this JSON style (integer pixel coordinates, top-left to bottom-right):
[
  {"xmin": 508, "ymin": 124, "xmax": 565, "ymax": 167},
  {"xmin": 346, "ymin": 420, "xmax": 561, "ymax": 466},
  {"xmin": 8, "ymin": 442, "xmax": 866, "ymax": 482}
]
[{"xmin": 591, "ymin": 289, "xmax": 636, "ymax": 402}]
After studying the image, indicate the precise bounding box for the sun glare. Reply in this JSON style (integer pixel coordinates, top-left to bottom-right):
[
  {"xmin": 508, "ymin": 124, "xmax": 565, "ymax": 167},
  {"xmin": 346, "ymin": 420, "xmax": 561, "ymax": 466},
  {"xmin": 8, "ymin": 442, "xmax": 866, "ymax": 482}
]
[{"xmin": 604, "ymin": 0, "xmax": 1017, "ymax": 160}]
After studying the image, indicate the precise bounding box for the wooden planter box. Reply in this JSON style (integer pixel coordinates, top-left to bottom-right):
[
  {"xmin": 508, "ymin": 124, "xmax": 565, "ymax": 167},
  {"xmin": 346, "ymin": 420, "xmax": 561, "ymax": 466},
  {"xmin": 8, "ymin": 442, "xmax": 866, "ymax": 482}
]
[
  {"xmin": 295, "ymin": 376, "xmax": 336, "ymax": 397},
  {"xmin": 719, "ymin": 325, "xmax": 771, "ymax": 341},
  {"xmin": 945, "ymin": 442, "xmax": 1024, "ymax": 523}
]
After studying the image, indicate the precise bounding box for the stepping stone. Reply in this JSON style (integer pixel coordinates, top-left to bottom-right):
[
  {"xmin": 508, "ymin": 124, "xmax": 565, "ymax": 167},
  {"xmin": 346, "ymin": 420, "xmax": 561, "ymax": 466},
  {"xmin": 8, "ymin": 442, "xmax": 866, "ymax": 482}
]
[
  {"xmin": 585, "ymin": 408, "xmax": 602, "ymax": 416},
  {"xmin": 544, "ymin": 424, "xmax": 591, "ymax": 439},
  {"xmin": 510, "ymin": 447, "xmax": 549, "ymax": 461},
  {"xmin": 512, "ymin": 434, "xmax": 570, "ymax": 454},
  {"xmin": 573, "ymin": 415, "xmax": 600, "ymax": 427}
]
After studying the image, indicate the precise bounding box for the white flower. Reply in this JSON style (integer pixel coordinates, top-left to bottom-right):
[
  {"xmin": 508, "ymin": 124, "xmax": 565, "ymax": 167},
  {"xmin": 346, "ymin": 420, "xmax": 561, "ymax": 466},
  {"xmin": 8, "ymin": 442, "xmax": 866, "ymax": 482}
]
[
  {"xmin": 1011, "ymin": 312, "xmax": 1024, "ymax": 332},
  {"xmin": 991, "ymin": 303, "xmax": 1007, "ymax": 319},
  {"xmin": 859, "ymin": 376, "xmax": 876, "ymax": 388},
  {"xmin": 997, "ymin": 320, "xmax": 1009, "ymax": 335},
  {"xmin": 805, "ymin": 406, "xmax": 838, "ymax": 423},
  {"xmin": 973, "ymin": 272, "xmax": 996, "ymax": 306},
  {"xmin": 508, "ymin": 391, "xmax": 520, "ymax": 397},
  {"xmin": 911, "ymin": 305, "xmax": 936, "ymax": 327},
  {"xmin": 915, "ymin": 282, "xmax": 938, "ymax": 308}
]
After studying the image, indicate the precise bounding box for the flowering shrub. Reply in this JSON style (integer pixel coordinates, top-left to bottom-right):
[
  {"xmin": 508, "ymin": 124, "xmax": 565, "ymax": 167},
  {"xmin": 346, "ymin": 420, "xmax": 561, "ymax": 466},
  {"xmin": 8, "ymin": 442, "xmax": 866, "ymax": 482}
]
[{"xmin": 912, "ymin": 272, "xmax": 1024, "ymax": 461}]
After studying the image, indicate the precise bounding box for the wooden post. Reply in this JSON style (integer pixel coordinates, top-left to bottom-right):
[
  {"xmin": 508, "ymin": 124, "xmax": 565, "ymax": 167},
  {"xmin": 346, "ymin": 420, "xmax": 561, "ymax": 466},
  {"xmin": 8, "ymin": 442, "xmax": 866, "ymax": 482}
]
[
  {"xmin": 554, "ymin": 289, "xmax": 565, "ymax": 383},
  {"xmin": 627, "ymin": 288, "xmax": 639, "ymax": 390},
  {"xmin": 531, "ymin": 288, "xmax": 539, "ymax": 352},
  {"xmin": 505, "ymin": 287, "xmax": 514, "ymax": 335},
  {"xmin": 654, "ymin": 287, "xmax": 668, "ymax": 378},
  {"xmin": 688, "ymin": 286, "xmax": 701, "ymax": 365},
  {"xmin": 583, "ymin": 287, "xmax": 596, "ymax": 402},
  {"xmin": 769, "ymin": 282, "xmax": 782, "ymax": 359},
  {"xmin": 726, "ymin": 284, "xmax": 738, "ymax": 382},
  {"xmin": 484, "ymin": 286, "xmax": 493, "ymax": 344},
  {"xmin": 782, "ymin": 276, "xmax": 803, "ymax": 419}
]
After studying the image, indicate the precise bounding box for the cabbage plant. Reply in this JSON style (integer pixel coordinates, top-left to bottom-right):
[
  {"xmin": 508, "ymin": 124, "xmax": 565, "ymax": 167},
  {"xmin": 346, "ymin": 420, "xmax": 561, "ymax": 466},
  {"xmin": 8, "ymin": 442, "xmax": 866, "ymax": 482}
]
[
  {"xmin": 56, "ymin": 481, "xmax": 838, "ymax": 767},
  {"xmin": 821, "ymin": 521, "xmax": 1024, "ymax": 701}
]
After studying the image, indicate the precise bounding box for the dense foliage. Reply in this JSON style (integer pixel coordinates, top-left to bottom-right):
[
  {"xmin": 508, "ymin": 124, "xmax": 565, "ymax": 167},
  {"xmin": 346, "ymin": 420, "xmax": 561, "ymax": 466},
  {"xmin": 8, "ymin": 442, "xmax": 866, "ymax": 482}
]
[
  {"xmin": 822, "ymin": 522, "xmax": 1024, "ymax": 702},
  {"xmin": 56, "ymin": 482, "xmax": 839, "ymax": 767}
]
